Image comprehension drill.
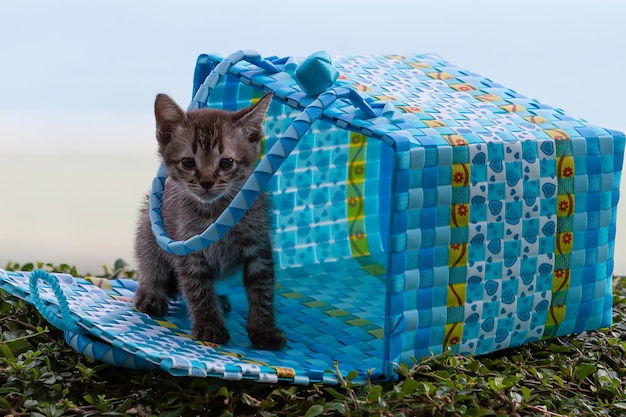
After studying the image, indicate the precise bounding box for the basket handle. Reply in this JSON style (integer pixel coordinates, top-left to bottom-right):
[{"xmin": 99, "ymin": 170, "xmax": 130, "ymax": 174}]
[
  {"xmin": 188, "ymin": 50, "xmax": 284, "ymax": 111},
  {"xmin": 29, "ymin": 270, "xmax": 85, "ymax": 334},
  {"xmin": 149, "ymin": 51, "xmax": 377, "ymax": 255}
]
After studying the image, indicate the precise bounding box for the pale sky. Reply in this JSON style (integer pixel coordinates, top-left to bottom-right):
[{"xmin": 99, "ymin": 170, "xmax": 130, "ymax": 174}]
[
  {"xmin": 2, "ymin": 0, "xmax": 625, "ymax": 127},
  {"xmin": 1, "ymin": 0, "xmax": 626, "ymax": 273}
]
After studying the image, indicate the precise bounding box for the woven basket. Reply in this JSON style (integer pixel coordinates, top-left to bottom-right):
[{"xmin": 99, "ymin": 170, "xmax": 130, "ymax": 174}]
[{"xmin": 1, "ymin": 50, "xmax": 624, "ymax": 385}]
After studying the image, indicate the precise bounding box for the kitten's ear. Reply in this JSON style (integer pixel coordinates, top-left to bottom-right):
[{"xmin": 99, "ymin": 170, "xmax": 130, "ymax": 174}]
[
  {"xmin": 233, "ymin": 93, "xmax": 273, "ymax": 142},
  {"xmin": 154, "ymin": 94, "xmax": 186, "ymax": 144}
]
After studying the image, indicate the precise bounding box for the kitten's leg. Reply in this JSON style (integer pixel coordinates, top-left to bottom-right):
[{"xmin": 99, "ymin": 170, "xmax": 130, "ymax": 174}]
[
  {"xmin": 134, "ymin": 261, "xmax": 174, "ymax": 316},
  {"xmin": 243, "ymin": 243, "xmax": 287, "ymax": 350},
  {"xmin": 134, "ymin": 215, "xmax": 175, "ymax": 317},
  {"xmin": 178, "ymin": 255, "xmax": 230, "ymax": 345}
]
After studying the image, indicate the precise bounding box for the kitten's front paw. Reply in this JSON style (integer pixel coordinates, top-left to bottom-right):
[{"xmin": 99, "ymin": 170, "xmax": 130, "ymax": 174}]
[
  {"xmin": 134, "ymin": 290, "xmax": 169, "ymax": 317},
  {"xmin": 248, "ymin": 327, "xmax": 287, "ymax": 350},
  {"xmin": 193, "ymin": 325, "xmax": 231, "ymax": 345}
]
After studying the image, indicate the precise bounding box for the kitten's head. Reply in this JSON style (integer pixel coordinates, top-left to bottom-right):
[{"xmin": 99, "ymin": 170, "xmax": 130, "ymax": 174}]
[{"xmin": 154, "ymin": 93, "xmax": 273, "ymax": 203}]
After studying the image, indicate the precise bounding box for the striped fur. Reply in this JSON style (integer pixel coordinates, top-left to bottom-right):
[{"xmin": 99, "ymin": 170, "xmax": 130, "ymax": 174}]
[{"xmin": 134, "ymin": 93, "xmax": 286, "ymax": 350}]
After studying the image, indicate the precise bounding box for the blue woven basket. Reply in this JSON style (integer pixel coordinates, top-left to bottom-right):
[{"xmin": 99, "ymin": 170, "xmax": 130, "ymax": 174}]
[{"xmin": 1, "ymin": 50, "xmax": 624, "ymax": 385}]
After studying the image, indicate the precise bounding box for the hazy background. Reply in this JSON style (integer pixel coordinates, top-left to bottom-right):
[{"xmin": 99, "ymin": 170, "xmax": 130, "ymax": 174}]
[{"xmin": 1, "ymin": 0, "xmax": 626, "ymax": 274}]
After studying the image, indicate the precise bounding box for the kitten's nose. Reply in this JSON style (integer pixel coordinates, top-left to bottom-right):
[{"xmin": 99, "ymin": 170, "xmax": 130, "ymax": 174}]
[{"xmin": 200, "ymin": 181, "xmax": 214, "ymax": 190}]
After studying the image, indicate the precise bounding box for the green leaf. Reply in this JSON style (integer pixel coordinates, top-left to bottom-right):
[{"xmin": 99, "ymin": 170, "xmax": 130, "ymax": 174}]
[
  {"xmin": 488, "ymin": 377, "xmax": 505, "ymax": 393},
  {"xmin": 345, "ymin": 370, "xmax": 358, "ymax": 381},
  {"xmin": 114, "ymin": 259, "xmax": 129, "ymax": 270},
  {"xmin": 546, "ymin": 343, "xmax": 572, "ymax": 353},
  {"xmin": 0, "ymin": 396, "xmax": 11, "ymax": 409},
  {"xmin": 575, "ymin": 363, "xmax": 597, "ymax": 385},
  {"xmin": 367, "ymin": 384, "xmax": 383, "ymax": 402},
  {"xmin": 323, "ymin": 387, "xmax": 345, "ymax": 400},
  {"xmin": 595, "ymin": 368, "xmax": 619, "ymax": 395},
  {"xmin": 324, "ymin": 403, "xmax": 346, "ymax": 415},
  {"xmin": 0, "ymin": 342, "xmax": 16, "ymax": 359},
  {"xmin": 215, "ymin": 386, "xmax": 230, "ymax": 398},
  {"xmin": 520, "ymin": 386, "xmax": 532, "ymax": 401},
  {"xmin": 23, "ymin": 399, "xmax": 39, "ymax": 409},
  {"xmin": 304, "ymin": 404, "xmax": 325, "ymax": 417},
  {"xmin": 551, "ymin": 374, "xmax": 565, "ymax": 387},
  {"xmin": 400, "ymin": 378, "xmax": 421, "ymax": 395},
  {"xmin": 21, "ymin": 263, "xmax": 35, "ymax": 271}
]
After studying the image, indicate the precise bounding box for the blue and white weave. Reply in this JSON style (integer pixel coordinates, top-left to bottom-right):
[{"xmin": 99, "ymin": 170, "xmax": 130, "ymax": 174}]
[{"xmin": 1, "ymin": 51, "xmax": 623, "ymax": 385}]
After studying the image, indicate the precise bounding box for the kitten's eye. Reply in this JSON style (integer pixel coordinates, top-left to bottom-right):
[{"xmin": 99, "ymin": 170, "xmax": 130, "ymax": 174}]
[
  {"xmin": 219, "ymin": 158, "xmax": 234, "ymax": 170},
  {"xmin": 181, "ymin": 157, "xmax": 195, "ymax": 169}
]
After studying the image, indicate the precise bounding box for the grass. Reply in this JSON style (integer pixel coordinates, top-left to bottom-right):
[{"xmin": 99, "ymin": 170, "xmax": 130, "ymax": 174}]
[{"xmin": 1, "ymin": 261, "xmax": 625, "ymax": 417}]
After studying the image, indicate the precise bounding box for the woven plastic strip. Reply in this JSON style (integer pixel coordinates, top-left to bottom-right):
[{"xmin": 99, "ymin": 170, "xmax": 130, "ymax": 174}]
[
  {"xmin": 2, "ymin": 52, "xmax": 622, "ymax": 387},
  {"xmin": 29, "ymin": 269, "xmax": 84, "ymax": 334},
  {"xmin": 150, "ymin": 51, "xmax": 376, "ymax": 255},
  {"xmin": 65, "ymin": 332, "xmax": 162, "ymax": 372},
  {"xmin": 189, "ymin": 50, "xmax": 280, "ymax": 112},
  {"xmin": 0, "ymin": 266, "xmax": 386, "ymax": 384}
]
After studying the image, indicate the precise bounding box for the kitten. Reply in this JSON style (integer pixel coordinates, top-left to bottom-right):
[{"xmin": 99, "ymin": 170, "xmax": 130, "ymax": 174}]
[{"xmin": 134, "ymin": 93, "xmax": 286, "ymax": 350}]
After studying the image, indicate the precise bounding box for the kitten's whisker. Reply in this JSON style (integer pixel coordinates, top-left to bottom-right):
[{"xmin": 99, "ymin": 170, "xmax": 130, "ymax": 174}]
[{"xmin": 161, "ymin": 186, "xmax": 187, "ymax": 213}]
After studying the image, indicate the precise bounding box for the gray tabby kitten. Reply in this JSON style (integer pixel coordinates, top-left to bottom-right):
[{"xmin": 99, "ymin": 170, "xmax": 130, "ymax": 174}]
[{"xmin": 134, "ymin": 93, "xmax": 286, "ymax": 350}]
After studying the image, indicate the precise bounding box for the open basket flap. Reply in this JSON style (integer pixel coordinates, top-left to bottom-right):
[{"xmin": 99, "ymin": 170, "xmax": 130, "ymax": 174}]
[{"xmin": 0, "ymin": 267, "xmax": 388, "ymax": 385}]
